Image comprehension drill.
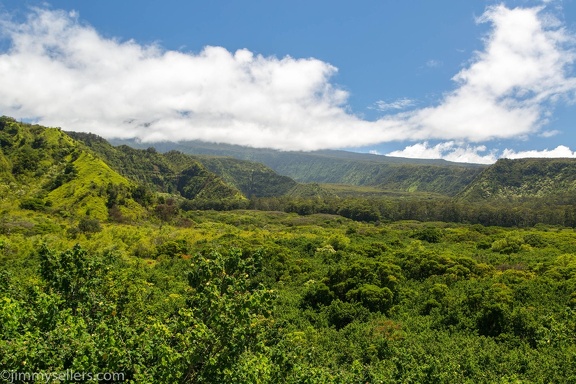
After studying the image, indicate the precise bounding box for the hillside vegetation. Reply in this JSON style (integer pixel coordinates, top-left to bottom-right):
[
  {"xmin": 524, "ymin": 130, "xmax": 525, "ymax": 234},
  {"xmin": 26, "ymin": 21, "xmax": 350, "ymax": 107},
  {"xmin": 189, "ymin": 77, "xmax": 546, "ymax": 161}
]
[
  {"xmin": 0, "ymin": 117, "xmax": 145, "ymax": 223},
  {"xmin": 113, "ymin": 139, "xmax": 486, "ymax": 196},
  {"xmin": 66, "ymin": 131, "xmax": 246, "ymax": 206},
  {"xmin": 187, "ymin": 155, "xmax": 298, "ymax": 197},
  {"xmin": 2, "ymin": 117, "xmax": 576, "ymax": 382},
  {"xmin": 458, "ymin": 157, "xmax": 576, "ymax": 202}
]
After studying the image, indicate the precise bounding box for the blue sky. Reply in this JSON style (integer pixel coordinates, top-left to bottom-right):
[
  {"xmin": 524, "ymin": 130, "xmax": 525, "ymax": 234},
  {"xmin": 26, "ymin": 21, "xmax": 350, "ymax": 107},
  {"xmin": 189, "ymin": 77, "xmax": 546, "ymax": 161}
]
[{"xmin": 0, "ymin": 0, "xmax": 575, "ymax": 163}]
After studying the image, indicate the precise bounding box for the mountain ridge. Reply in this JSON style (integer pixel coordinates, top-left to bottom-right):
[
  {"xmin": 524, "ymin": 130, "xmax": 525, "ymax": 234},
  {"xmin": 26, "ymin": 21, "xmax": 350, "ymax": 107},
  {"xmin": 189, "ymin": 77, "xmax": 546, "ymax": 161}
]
[
  {"xmin": 111, "ymin": 139, "xmax": 487, "ymax": 196},
  {"xmin": 3, "ymin": 117, "xmax": 576, "ymax": 219},
  {"xmin": 457, "ymin": 157, "xmax": 576, "ymax": 203}
]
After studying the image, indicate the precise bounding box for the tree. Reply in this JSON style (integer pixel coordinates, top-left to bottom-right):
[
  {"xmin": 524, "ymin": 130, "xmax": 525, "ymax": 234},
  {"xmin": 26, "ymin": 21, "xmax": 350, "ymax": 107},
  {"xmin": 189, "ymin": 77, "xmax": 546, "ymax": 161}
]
[
  {"xmin": 38, "ymin": 244, "xmax": 106, "ymax": 316},
  {"xmin": 166, "ymin": 248, "xmax": 276, "ymax": 382},
  {"xmin": 77, "ymin": 217, "xmax": 102, "ymax": 234},
  {"xmin": 155, "ymin": 199, "xmax": 179, "ymax": 224}
]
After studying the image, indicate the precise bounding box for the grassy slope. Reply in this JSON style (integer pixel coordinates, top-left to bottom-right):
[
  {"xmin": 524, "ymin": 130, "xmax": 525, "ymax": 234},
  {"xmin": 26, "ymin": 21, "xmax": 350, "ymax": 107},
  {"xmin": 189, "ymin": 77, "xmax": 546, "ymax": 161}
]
[
  {"xmin": 73, "ymin": 131, "xmax": 333, "ymax": 199},
  {"xmin": 0, "ymin": 117, "xmax": 144, "ymax": 222},
  {"xmin": 47, "ymin": 151, "xmax": 143, "ymax": 221}
]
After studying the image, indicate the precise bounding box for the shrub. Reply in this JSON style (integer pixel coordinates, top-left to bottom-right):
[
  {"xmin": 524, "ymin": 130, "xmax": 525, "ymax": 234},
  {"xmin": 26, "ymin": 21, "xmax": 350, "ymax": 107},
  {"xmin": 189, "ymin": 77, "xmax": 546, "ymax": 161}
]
[
  {"xmin": 77, "ymin": 217, "xmax": 102, "ymax": 233},
  {"xmin": 410, "ymin": 227, "xmax": 443, "ymax": 243}
]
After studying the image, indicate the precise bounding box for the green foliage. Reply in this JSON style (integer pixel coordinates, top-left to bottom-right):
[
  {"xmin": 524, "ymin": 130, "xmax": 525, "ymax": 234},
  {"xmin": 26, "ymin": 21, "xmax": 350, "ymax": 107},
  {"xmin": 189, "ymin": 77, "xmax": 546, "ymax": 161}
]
[
  {"xmin": 169, "ymin": 248, "xmax": 276, "ymax": 382},
  {"xmin": 326, "ymin": 258, "xmax": 403, "ymax": 313},
  {"xmin": 491, "ymin": 236, "xmax": 523, "ymax": 254},
  {"xmin": 0, "ymin": 209, "xmax": 575, "ymax": 382},
  {"xmin": 77, "ymin": 217, "xmax": 102, "ymax": 234},
  {"xmin": 459, "ymin": 157, "xmax": 576, "ymax": 203},
  {"xmin": 38, "ymin": 244, "xmax": 106, "ymax": 315},
  {"xmin": 2, "ymin": 117, "xmax": 576, "ymax": 382},
  {"xmin": 325, "ymin": 300, "xmax": 370, "ymax": 329},
  {"xmin": 411, "ymin": 226, "xmax": 443, "ymax": 243},
  {"xmin": 346, "ymin": 283, "xmax": 393, "ymax": 312},
  {"xmin": 156, "ymin": 238, "xmax": 189, "ymax": 258},
  {"xmin": 302, "ymin": 281, "xmax": 335, "ymax": 309},
  {"xmin": 11, "ymin": 144, "xmax": 41, "ymax": 175},
  {"xmin": 19, "ymin": 198, "xmax": 50, "ymax": 212},
  {"xmin": 124, "ymin": 138, "xmax": 485, "ymax": 196}
]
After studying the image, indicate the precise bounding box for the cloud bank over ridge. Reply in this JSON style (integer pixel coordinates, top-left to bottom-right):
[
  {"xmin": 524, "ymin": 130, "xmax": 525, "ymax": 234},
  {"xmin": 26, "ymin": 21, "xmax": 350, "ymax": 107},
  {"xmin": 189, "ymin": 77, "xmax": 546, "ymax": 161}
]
[
  {"xmin": 0, "ymin": 5, "xmax": 575, "ymax": 160},
  {"xmin": 386, "ymin": 142, "xmax": 576, "ymax": 164}
]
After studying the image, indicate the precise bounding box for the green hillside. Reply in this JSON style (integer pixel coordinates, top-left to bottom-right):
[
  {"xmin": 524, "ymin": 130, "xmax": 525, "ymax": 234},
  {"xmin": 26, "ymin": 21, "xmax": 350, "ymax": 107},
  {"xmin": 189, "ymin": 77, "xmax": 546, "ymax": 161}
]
[
  {"xmin": 64, "ymin": 132, "xmax": 176, "ymax": 192},
  {"xmin": 113, "ymin": 139, "xmax": 486, "ymax": 196},
  {"xmin": 458, "ymin": 158, "xmax": 576, "ymax": 202},
  {"xmin": 0, "ymin": 116, "xmax": 145, "ymax": 222},
  {"xmin": 68, "ymin": 132, "xmax": 309, "ymax": 200},
  {"xmin": 66, "ymin": 132, "xmax": 244, "ymax": 201},
  {"xmin": 190, "ymin": 155, "xmax": 298, "ymax": 197}
]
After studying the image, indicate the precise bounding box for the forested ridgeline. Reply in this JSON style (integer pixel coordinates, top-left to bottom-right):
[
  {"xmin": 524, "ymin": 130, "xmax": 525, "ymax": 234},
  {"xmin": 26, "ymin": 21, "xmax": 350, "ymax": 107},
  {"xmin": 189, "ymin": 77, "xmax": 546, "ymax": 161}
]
[
  {"xmin": 4, "ymin": 116, "xmax": 576, "ymax": 229},
  {"xmin": 113, "ymin": 138, "xmax": 486, "ymax": 196}
]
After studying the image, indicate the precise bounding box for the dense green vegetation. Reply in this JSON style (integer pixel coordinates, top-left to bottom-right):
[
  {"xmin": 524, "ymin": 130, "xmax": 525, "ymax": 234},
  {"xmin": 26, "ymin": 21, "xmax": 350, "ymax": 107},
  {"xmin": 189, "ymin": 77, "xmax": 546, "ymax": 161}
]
[
  {"xmin": 190, "ymin": 155, "xmax": 298, "ymax": 198},
  {"xmin": 458, "ymin": 157, "xmax": 576, "ymax": 202},
  {"xmin": 113, "ymin": 139, "xmax": 486, "ymax": 196},
  {"xmin": 2, "ymin": 210, "xmax": 576, "ymax": 382},
  {"xmin": 2, "ymin": 116, "xmax": 576, "ymax": 382}
]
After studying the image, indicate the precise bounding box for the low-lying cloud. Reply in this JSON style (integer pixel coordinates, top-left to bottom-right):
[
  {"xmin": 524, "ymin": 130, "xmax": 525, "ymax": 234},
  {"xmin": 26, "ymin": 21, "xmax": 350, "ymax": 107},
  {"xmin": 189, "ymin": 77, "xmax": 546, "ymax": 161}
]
[
  {"xmin": 0, "ymin": 4, "xmax": 575, "ymax": 157},
  {"xmin": 387, "ymin": 142, "xmax": 498, "ymax": 164},
  {"xmin": 502, "ymin": 145, "xmax": 576, "ymax": 159},
  {"xmin": 387, "ymin": 142, "xmax": 576, "ymax": 164}
]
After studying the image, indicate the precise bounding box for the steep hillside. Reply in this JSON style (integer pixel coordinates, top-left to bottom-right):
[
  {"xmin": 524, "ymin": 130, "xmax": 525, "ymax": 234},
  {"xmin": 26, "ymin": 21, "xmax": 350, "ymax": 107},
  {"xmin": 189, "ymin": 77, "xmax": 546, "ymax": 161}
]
[
  {"xmin": 458, "ymin": 158, "xmax": 576, "ymax": 202},
  {"xmin": 72, "ymin": 132, "xmax": 309, "ymax": 199},
  {"xmin": 113, "ymin": 139, "xmax": 486, "ymax": 196},
  {"xmin": 63, "ymin": 132, "xmax": 176, "ymax": 192},
  {"xmin": 0, "ymin": 116, "xmax": 145, "ymax": 222},
  {"xmin": 66, "ymin": 132, "xmax": 246, "ymax": 203},
  {"xmin": 189, "ymin": 155, "xmax": 297, "ymax": 197}
]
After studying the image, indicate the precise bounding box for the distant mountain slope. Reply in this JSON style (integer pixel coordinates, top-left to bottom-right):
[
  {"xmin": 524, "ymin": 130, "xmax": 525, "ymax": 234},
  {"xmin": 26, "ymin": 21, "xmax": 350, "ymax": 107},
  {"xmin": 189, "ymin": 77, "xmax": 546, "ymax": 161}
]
[
  {"xmin": 457, "ymin": 158, "xmax": 576, "ymax": 202},
  {"xmin": 67, "ymin": 131, "xmax": 303, "ymax": 199},
  {"xmin": 112, "ymin": 139, "xmax": 486, "ymax": 196},
  {"xmin": 188, "ymin": 155, "xmax": 297, "ymax": 197}
]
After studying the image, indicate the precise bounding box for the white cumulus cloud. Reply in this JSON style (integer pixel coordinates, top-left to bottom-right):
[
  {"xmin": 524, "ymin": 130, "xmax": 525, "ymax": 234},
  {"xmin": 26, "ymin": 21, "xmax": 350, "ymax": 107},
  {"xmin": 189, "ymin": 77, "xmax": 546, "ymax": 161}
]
[
  {"xmin": 387, "ymin": 142, "xmax": 498, "ymax": 164},
  {"xmin": 388, "ymin": 142, "xmax": 576, "ymax": 164},
  {"xmin": 502, "ymin": 145, "xmax": 576, "ymax": 158},
  {"xmin": 380, "ymin": 4, "xmax": 576, "ymax": 143},
  {"xmin": 0, "ymin": 5, "xmax": 575, "ymax": 152},
  {"xmin": 0, "ymin": 8, "xmax": 395, "ymax": 150}
]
